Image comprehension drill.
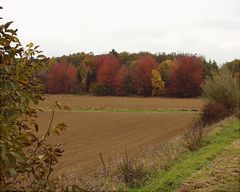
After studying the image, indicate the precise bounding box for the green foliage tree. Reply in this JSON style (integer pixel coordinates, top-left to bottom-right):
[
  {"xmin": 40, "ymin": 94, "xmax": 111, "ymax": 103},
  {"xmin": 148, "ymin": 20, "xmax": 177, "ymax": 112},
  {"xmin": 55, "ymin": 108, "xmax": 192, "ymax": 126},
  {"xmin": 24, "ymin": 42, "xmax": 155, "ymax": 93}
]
[
  {"xmin": 0, "ymin": 21, "xmax": 82, "ymax": 191},
  {"xmin": 151, "ymin": 69, "xmax": 165, "ymax": 96},
  {"xmin": 202, "ymin": 59, "xmax": 219, "ymax": 78},
  {"xmin": 221, "ymin": 59, "xmax": 240, "ymax": 77},
  {"xmin": 118, "ymin": 52, "xmax": 138, "ymax": 67},
  {"xmin": 154, "ymin": 52, "xmax": 176, "ymax": 63}
]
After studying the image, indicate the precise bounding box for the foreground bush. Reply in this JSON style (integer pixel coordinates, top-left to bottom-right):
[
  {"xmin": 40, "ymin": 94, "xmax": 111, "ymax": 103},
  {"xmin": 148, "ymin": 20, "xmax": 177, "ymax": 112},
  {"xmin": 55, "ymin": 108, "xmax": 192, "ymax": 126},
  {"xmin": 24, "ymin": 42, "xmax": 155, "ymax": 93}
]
[
  {"xmin": 200, "ymin": 102, "xmax": 232, "ymax": 126},
  {"xmin": 202, "ymin": 68, "xmax": 240, "ymax": 110},
  {"xmin": 0, "ymin": 20, "xmax": 82, "ymax": 191}
]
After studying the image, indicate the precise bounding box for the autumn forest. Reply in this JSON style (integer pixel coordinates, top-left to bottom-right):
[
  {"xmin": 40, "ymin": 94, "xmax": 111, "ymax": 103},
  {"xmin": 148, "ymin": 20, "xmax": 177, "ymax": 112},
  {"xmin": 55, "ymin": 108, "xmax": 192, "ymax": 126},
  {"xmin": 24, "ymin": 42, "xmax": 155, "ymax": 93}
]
[{"xmin": 41, "ymin": 51, "xmax": 233, "ymax": 97}]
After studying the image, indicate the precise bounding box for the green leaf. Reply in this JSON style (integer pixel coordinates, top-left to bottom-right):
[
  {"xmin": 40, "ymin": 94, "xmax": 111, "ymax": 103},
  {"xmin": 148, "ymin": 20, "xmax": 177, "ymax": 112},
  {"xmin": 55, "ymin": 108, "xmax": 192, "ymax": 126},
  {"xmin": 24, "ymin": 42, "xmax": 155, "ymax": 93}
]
[
  {"xmin": 34, "ymin": 45, "xmax": 39, "ymax": 50},
  {"xmin": 37, "ymin": 54, "xmax": 47, "ymax": 59},
  {"xmin": 4, "ymin": 21, "xmax": 13, "ymax": 29},
  {"xmin": 5, "ymin": 29, "xmax": 17, "ymax": 35},
  {"xmin": 27, "ymin": 42, "xmax": 34, "ymax": 48}
]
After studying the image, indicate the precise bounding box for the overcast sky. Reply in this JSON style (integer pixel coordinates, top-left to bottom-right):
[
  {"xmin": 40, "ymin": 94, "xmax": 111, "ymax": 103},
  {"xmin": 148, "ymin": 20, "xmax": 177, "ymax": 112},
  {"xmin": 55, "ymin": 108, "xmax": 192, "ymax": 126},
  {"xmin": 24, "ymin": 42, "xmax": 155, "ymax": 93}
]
[{"xmin": 1, "ymin": 0, "xmax": 240, "ymax": 64}]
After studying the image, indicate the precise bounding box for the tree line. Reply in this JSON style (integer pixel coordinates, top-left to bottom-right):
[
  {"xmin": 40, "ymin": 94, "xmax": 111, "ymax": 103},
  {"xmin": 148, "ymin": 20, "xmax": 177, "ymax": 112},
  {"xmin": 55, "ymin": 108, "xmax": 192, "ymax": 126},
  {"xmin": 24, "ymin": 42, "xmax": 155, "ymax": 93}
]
[{"xmin": 40, "ymin": 50, "xmax": 239, "ymax": 97}]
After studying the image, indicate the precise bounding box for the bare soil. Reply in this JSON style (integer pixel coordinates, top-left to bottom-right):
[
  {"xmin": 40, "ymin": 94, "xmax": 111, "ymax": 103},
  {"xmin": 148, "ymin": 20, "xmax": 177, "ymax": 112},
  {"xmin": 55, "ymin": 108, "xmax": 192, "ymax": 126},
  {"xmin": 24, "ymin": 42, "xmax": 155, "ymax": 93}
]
[{"xmin": 37, "ymin": 110, "xmax": 197, "ymax": 176}]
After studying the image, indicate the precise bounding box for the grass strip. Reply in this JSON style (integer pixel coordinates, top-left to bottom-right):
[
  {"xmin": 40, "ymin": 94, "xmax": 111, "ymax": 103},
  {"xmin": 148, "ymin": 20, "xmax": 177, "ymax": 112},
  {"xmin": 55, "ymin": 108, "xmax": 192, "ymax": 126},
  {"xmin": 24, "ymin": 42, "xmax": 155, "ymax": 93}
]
[
  {"xmin": 38, "ymin": 107, "xmax": 200, "ymax": 113},
  {"xmin": 130, "ymin": 119, "xmax": 239, "ymax": 192}
]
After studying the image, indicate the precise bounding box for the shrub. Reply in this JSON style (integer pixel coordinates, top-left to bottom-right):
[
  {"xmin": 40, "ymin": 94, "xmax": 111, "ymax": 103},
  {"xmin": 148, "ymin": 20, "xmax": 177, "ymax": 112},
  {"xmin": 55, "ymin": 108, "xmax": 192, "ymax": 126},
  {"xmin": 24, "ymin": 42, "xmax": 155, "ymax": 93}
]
[
  {"xmin": 200, "ymin": 102, "xmax": 232, "ymax": 126},
  {"xmin": 202, "ymin": 68, "xmax": 240, "ymax": 110},
  {"xmin": 93, "ymin": 84, "xmax": 110, "ymax": 96}
]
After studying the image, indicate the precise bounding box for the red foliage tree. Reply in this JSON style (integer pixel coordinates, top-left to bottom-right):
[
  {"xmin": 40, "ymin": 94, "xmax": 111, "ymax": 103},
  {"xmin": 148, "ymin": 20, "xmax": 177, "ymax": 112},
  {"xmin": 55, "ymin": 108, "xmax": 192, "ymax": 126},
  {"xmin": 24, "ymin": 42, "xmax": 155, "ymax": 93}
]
[
  {"xmin": 96, "ymin": 54, "xmax": 121, "ymax": 94},
  {"xmin": 114, "ymin": 65, "xmax": 129, "ymax": 95},
  {"xmin": 132, "ymin": 54, "xmax": 158, "ymax": 96},
  {"xmin": 170, "ymin": 55, "xmax": 204, "ymax": 97},
  {"xmin": 47, "ymin": 61, "xmax": 77, "ymax": 93}
]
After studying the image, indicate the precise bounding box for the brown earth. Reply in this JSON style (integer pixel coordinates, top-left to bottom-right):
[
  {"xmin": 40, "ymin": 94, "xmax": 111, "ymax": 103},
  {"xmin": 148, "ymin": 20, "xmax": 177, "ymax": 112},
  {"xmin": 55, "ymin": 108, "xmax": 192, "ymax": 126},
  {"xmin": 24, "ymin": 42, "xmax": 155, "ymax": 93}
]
[
  {"xmin": 37, "ymin": 110, "xmax": 197, "ymax": 176},
  {"xmin": 40, "ymin": 95, "xmax": 204, "ymax": 110}
]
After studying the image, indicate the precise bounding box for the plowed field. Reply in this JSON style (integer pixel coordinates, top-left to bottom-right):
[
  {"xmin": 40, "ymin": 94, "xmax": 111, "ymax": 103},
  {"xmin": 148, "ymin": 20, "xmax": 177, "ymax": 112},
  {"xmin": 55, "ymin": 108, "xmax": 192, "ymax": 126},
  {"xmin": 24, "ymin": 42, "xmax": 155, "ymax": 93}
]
[
  {"xmin": 40, "ymin": 95, "xmax": 203, "ymax": 110},
  {"xmin": 37, "ymin": 96, "xmax": 203, "ymax": 176}
]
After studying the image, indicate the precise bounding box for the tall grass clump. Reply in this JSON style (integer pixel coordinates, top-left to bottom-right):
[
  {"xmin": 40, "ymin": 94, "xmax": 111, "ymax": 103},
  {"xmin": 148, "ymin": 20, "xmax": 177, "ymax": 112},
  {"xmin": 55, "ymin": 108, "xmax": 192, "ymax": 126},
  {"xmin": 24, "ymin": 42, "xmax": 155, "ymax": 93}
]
[
  {"xmin": 64, "ymin": 138, "xmax": 185, "ymax": 191},
  {"xmin": 183, "ymin": 120, "xmax": 204, "ymax": 151},
  {"xmin": 116, "ymin": 152, "xmax": 148, "ymax": 188}
]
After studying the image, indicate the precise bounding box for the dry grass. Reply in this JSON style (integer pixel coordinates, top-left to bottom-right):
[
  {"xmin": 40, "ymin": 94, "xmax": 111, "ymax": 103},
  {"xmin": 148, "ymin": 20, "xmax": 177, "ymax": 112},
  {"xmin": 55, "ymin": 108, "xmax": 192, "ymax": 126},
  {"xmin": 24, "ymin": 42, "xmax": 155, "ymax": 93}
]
[
  {"xmin": 63, "ymin": 136, "xmax": 186, "ymax": 191},
  {"xmin": 66, "ymin": 117, "xmax": 239, "ymax": 191}
]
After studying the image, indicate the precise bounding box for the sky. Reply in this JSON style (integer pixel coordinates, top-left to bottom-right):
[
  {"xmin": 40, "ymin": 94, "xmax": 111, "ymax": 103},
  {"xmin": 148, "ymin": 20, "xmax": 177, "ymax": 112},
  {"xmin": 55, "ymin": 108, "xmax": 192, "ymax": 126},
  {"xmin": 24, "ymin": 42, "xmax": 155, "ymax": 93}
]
[{"xmin": 1, "ymin": 0, "xmax": 240, "ymax": 64}]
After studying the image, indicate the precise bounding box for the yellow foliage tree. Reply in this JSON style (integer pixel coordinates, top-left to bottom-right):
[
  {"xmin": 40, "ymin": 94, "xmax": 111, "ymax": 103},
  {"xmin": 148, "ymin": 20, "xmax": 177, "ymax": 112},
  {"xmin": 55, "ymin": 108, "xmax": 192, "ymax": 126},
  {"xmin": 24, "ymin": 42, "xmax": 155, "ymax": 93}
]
[
  {"xmin": 159, "ymin": 59, "xmax": 173, "ymax": 85},
  {"xmin": 79, "ymin": 62, "xmax": 89, "ymax": 90},
  {"xmin": 151, "ymin": 69, "xmax": 165, "ymax": 96}
]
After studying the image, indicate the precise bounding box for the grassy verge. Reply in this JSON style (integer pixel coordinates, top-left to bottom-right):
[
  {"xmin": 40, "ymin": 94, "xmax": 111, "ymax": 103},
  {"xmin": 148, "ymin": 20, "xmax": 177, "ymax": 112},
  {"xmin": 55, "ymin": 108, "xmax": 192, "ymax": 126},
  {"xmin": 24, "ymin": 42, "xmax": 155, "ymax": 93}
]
[
  {"xmin": 130, "ymin": 119, "xmax": 239, "ymax": 192},
  {"xmin": 178, "ymin": 139, "xmax": 240, "ymax": 192}
]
